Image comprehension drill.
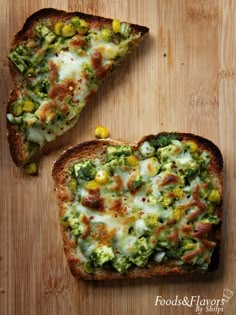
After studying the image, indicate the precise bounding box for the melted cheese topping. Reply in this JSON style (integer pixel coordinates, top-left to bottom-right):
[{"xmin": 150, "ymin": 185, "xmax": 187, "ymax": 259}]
[
  {"xmin": 51, "ymin": 51, "xmax": 89, "ymax": 81},
  {"xmin": 63, "ymin": 137, "xmax": 221, "ymax": 273}
]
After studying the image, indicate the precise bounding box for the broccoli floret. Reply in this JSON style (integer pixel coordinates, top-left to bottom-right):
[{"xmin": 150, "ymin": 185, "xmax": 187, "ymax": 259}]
[
  {"xmin": 8, "ymin": 51, "xmax": 28, "ymax": 73},
  {"xmin": 112, "ymin": 254, "xmax": 131, "ymax": 273},
  {"xmin": 150, "ymin": 133, "xmax": 179, "ymax": 148},
  {"xmin": 35, "ymin": 23, "xmax": 56, "ymax": 43},
  {"xmin": 106, "ymin": 145, "xmax": 132, "ymax": 162},
  {"xmin": 91, "ymin": 245, "xmax": 115, "ymax": 266},
  {"xmin": 74, "ymin": 161, "xmax": 96, "ymax": 180},
  {"xmin": 61, "ymin": 211, "xmax": 86, "ymax": 236},
  {"xmin": 129, "ymin": 237, "xmax": 153, "ymax": 267}
]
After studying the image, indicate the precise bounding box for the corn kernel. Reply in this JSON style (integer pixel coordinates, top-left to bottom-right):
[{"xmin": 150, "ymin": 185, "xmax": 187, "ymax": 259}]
[
  {"xmin": 126, "ymin": 155, "xmax": 139, "ymax": 167},
  {"xmin": 85, "ymin": 180, "xmax": 100, "ymax": 190},
  {"xmin": 61, "ymin": 24, "xmax": 76, "ymax": 38},
  {"xmin": 112, "ymin": 19, "xmax": 121, "ymax": 33},
  {"xmin": 173, "ymin": 208, "xmax": 182, "ymax": 221},
  {"xmin": 186, "ymin": 141, "xmax": 198, "ymax": 153},
  {"xmin": 183, "ymin": 243, "xmax": 195, "ymax": 250},
  {"xmin": 54, "ymin": 22, "xmax": 64, "ymax": 35},
  {"xmin": 95, "ymin": 169, "xmax": 109, "ymax": 185},
  {"xmin": 24, "ymin": 162, "xmax": 38, "ymax": 175},
  {"xmin": 95, "ymin": 125, "xmax": 110, "ymax": 139},
  {"xmin": 173, "ymin": 187, "xmax": 184, "ymax": 199},
  {"xmin": 76, "ymin": 19, "xmax": 89, "ymax": 35},
  {"xmin": 23, "ymin": 100, "xmax": 35, "ymax": 112},
  {"xmin": 146, "ymin": 214, "xmax": 158, "ymax": 227},
  {"xmin": 208, "ymin": 189, "xmax": 221, "ymax": 203},
  {"xmin": 100, "ymin": 28, "xmax": 112, "ymax": 41},
  {"xmin": 161, "ymin": 193, "xmax": 173, "ymax": 207},
  {"xmin": 69, "ymin": 178, "xmax": 77, "ymax": 192}
]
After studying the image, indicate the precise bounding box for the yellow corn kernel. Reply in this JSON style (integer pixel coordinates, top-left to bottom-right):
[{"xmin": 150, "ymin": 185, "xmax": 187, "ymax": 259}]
[
  {"xmin": 126, "ymin": 155, "xmax": 139, "ymax": 167},
  {"xmin": 85, "ymin": 180, "xmax": 100, "ymax": 191},
  {"xmin": 112, "ymin": 19, "xmax": 120, "ymax": 33},
  {"xmin": 61, "ymin": 24, "xmax": 76, "ymax": 37},
  {"xmin": 69, "ymin": 178, "xmax": 77, "ymax": 192},
  {"xmin": 95, "ymin": 169, "xmax": 109, "ymax": 185},
  {"xmin": 186, "ymin": 141, "xmax": 198, "ymax": 153},
  {"xmin": 76, "ymin": 19, "xmax": 89, "ymax": 35},
  {"xmin": 24, "ymin": 162, "xmax": 38, "ymax": 175},
  {"xmin": 208, "ymin": 189, "xmax": 221, "ymax": 204},
  {"xmin": 54, "ymin": 22, "xmax": 64, "ymax": 35},
  {"xmin": 100, "ymin": 28, "xmax": 112, "ymax": 41},
  {"xmin": 161, "ymin": 193, "xmax": 173, "ymax": 207},
  {"xmin": 173, "ymin": 187, "xmax": 184, "ymax": 199},
  {"xmin": 146, "ymin": 214, "xmax": 158, "ymax": 227},
  {"xmin": 23, "ymin": 100, "xmax": 35, "ymax": 112},
  {"xmin": 95, "ymin": 125, "xmax": 110, "ymax": 139},
  {"xmin": 173, "ymin": 208, "xmax": 182, "ymax": 221},
  {"xmin": 183, "ymin": 243, "xmax": 195, "ymax": 250}
]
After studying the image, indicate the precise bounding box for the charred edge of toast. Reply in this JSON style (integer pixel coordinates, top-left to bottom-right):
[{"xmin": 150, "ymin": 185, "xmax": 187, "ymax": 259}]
[
  {"xmin": 52, "ymin": 133, "xmax": 223, "ymax": 280},
  {"xmin": 6, "ymin": 90, "xmax": 30, "ymax": 167}
]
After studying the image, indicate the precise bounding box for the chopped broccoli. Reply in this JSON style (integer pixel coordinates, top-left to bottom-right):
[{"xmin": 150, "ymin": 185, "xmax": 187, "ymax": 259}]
[
  {"xmin": 8, "ymin": 51, "xmax": 28, "ymax": 73},
  {"xmin": 74, "ymin": 161, "xmax": 96, "ymax": 180},
  {"xmin": 35, "ymin": 24, "xmax": 56, "ymax": 43},
  {"xmin": 106, "ymin": 145, "xmax": 132, "ymax": 162},
  {"xmin": 91, "ymin": 245, "xmax": 114, "ymax": 266},
  {"xmin": 61, "ymin": 211, "xmax": 86, "ymax": 236},
  {"xmin": 112, "ymin": 254, "xmax": 131, "ymax": 273},
  {"xmin": 129, "ymin": 237, "xmax": 154, "ymax": 267},
  {"xmin": 150, "ymin": 133, "xmax": 179, "ymax": 148}
]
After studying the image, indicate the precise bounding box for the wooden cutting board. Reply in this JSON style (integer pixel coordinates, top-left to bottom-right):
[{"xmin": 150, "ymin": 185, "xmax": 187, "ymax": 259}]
[{"xmin": 0, "ymin": 0, "xmax": 235, "ymax": 314}]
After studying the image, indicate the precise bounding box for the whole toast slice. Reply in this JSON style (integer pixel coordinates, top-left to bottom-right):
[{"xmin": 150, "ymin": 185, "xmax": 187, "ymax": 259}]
[
  {"xmin": 7, "ymin": 8, "xmax": 149, "ymax": 167},
  {"xmin": 52, "ymin": 132, "xmax": 223, "ymax": 280}
]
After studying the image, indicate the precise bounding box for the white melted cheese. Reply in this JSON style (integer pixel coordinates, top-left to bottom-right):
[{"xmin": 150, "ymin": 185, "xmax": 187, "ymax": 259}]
[
  {"xmin": 139, "ymin": 141, "xmax": 155, "ymax": 157},
  {"xmin": 139, "ymin": 157, "xmax": 160, "ymax": 179},
  {"xmin": 134, "ymin": 219, "xmax": 149, "ymax": 237},
  {"xmin": 51, "ymin": 51, "xmax": 90, "ymax": 81},
  {"xmin": 117, "ymin": 235, "xmax": 138, "ymax": 256},
  {"xmin": 176, "ymin": 151, "xmax": 193, "ymax": 166},
  {"xmin": 50, "ymin": 51, "xmax": 91, "ymax": 102},
  {"xmin": 89, "ymin": 40, "xmax": 119, "ymax": 60},
  {"xmin": 27, "ymin": 126, "xmax": 56, "ymax": 146},
  {"xmin": 75, "ymin": 202, "xmax": 126, "ymax": 231}
]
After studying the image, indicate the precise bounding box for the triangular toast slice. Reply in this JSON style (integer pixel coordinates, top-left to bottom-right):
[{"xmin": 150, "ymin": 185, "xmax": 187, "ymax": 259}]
[
  {"xmin": 52, "ymin": 132, "xmax": 223, "ymax": 280},
  {"xmin": 7, "ymin": 8, "xmax": 149, "ymax": 167}
]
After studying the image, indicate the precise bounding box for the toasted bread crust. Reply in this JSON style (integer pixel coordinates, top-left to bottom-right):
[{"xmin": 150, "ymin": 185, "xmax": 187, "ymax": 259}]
[
  {"xmin": 52, "ymin": 133, "xmax": 223, "ymax": 280},
  {"xmin": 7, "ymin": 8, "xmax": 149, "ymax": 167}
]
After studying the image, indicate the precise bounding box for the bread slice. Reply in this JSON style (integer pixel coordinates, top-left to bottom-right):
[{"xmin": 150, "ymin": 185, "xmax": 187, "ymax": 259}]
[
  {"xmin": 6, "ymin": 8, "xmax": 149, "ymax": 167},
  {"xmin": 52, "ymin": 132, "xmax": 223, "ymax": 280}
]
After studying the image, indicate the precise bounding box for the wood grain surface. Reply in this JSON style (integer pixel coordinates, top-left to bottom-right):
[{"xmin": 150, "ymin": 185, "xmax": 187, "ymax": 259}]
[{"xmin": 0, "ymin": 0, "xmax": 236, "ymax": 314}]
